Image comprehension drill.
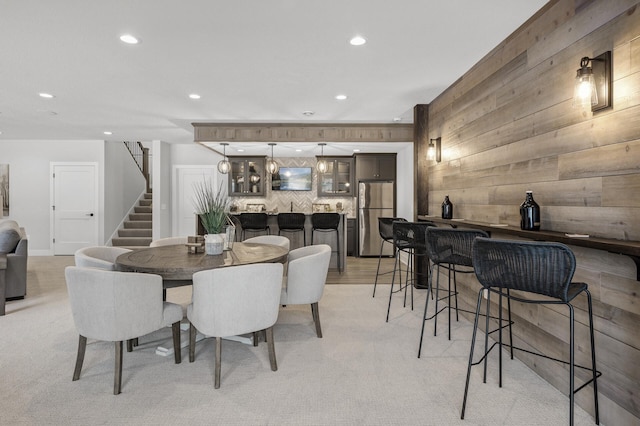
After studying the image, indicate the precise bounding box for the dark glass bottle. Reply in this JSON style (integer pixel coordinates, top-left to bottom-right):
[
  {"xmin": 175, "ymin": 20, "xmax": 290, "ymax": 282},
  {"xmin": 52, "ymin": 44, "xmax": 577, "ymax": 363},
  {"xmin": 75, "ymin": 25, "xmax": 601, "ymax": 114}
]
[
  {"xmin": 441, "ymin": 195, "xmax": 453, "ymax": 219},
  {"xmin": 520, "ymin": 191, "xmax": 540, "ymax": 230}
]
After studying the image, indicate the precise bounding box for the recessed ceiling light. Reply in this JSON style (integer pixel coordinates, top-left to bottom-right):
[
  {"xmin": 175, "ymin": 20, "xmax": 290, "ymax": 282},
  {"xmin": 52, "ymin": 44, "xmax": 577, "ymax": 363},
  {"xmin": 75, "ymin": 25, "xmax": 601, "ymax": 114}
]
[
  {"xmin": 120, "ymin": 34, "xmax": 140, "ymax": 44},
  {"xmin": 335, "ymin": 94, "xmax": 347, "ymax": 100},
  {"xmin": 189, "ymin": 94, "xmax": 201, "ymax": 99},
  {"xmin": 353, "ymin": 149, "xmax": 360, "ymax": 152},
  {"xmin": 104, "ymin": 131, "xmax": 113, "ymax": 135},
  {"xmin": 302, "ymin": 110, "xmax": 315, "ymax": 116},
  {"xmin": 295, "ymin": 149, "xmax": 302, "ymax": 152},
  {"xmin": 393, "ymin": 117, "xmax": 402, "ymax": 122},
  {"xmin": 237, "ymin": 149, "xmax": 245, "ymax": 152},
  {"xmin": 350, "ymin": 36, "xmax": 366, "ymax": 46},
  {"xmin": 39, "ymin": 93, "xmax": 54, "ymax": 98}
]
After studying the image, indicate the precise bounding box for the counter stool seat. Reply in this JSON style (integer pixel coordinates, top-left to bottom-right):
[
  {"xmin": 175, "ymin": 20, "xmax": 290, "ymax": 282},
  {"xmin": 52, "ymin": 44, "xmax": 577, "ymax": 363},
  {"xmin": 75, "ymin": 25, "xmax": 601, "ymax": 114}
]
[
  {"xmin": 461, "ymin": 238, "xmax": 600, "ymax": 425},
  {"xmin": 418, "ymin": 227, "xmax": 491, "ymax": 357},
  {"xmin": 372, "ymin": 217, "xmax": 407, "ymax": 298},
  {"xmin": 311, "ymin": 213, "xmax": 341, "ymax": 273},
  {"xmin": 277, "ymin": 213, "xmax": 306, "ymax": 246},
  {"xmin": 386, "ymin": 221, "xmax": 435, "ymax": 322},
  {"xmin": 239, "ymin": 213, "xmax": 270, "ymax": 241}
]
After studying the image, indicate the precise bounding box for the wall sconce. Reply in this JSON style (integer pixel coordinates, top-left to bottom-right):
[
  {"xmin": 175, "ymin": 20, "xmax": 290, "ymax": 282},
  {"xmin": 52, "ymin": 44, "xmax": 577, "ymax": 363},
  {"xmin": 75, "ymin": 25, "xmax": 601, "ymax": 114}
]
[
  {"xmin": 427, "ymin": 137, "xmax": 441, "ymax": 163},
  {"xmin": 316, "ymin": 143, "xmax": 328, "ymax": 173},
  {"xmin": 266, "ymin": 143, "xmax": 279, "ymax": 174},
  {"xmin": 217, "ymin": 142, "xmax": 230, "ymax": 174},
  {"xmin": 573, "ymin": 51, "xmax": 612, "ymax": 112}
]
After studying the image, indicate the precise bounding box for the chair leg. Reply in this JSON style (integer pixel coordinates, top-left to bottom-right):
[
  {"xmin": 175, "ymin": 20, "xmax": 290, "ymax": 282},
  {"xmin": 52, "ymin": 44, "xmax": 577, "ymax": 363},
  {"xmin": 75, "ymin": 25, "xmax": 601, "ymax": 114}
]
[
  {"xmin": 126, "ymin": 339, "xmax": 133, "ymax": 352},
  {"xmin": 586, "ymin": 290, "xmax": 600, "ymax": 424},
  {"xmin": 214, "ymin": 337, "xmax": 222, "ymax": 389},
  {"xmin": 253, "ymin": 331, "xmax": 259, "ymax": 346},
  {"xmin": 483, "ymin": 289, "xmax": 491, "ymax": 383},
  {"xmin": 569, "ymin": 303, "xmax": 575, "ymax": 426},
  {"xmin": 172, "ymin": 321, "xmax": 181, "ymax": 364},
  {"xmin": 386, "ymin": 250, "xmax": 401, "ymax": 322},
  {"xmin": 373, "ymin": 239, "xmax": 386, "ymax": 297},
  {"xmin": 72, "ymin": 335, "xmax": 87, "ymax": 381},
  {"xmin": 311, "ymin": 302, "xmax": 322, "ymax": 338},
  {"xmin": 189, "ymin": 322, "xmax": 196, "ymax": 363},
  {"xmin": 461, "ymin": 290, "xmax": 484, "ymax": 419},
  {"xmin": 114, "ymin": 341, "xmax": 123, "ymax": 395},
  {"xmin": 418, "ymin": 264, "xmax": 434, "ymax": 358},
  {"xmin": 265, "ymin": 326, "xmax": 278, "ymax": 371}
]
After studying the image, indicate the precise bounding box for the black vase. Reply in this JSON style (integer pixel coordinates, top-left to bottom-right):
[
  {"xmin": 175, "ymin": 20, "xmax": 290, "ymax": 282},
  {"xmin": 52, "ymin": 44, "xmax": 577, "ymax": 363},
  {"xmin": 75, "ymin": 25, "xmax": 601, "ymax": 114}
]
[
  {"xmin": 520, "ymin": 191, "xmax": 540, "ymax": 230},
  {"xmin": 441, "ymin": 196, "xmax": 453, "ymax": 219}
]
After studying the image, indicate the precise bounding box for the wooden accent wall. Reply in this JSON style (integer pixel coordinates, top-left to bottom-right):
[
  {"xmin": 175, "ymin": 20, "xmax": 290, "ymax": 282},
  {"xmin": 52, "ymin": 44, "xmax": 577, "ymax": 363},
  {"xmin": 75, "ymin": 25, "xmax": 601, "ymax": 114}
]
[
  {"xmin": 418, "ymin": 1, "xmax": 640, "ymax": 424},
  {"xmin": 414, "ymin": 104, "xmax": 429, "ymax": 218}
]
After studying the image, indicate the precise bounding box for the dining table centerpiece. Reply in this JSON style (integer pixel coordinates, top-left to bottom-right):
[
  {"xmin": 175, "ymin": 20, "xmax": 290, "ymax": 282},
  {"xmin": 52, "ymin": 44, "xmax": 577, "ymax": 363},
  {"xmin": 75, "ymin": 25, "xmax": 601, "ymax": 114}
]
[{"xmin": 192, "ymin": 179, "xmax": 233, "ymax": 255}]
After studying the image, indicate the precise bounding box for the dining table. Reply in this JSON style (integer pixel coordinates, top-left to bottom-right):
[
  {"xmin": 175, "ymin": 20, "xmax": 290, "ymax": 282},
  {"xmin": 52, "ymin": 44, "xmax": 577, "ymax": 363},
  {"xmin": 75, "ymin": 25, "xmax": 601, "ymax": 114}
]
[
  {"xmin": 115, "ymin": 241, "xmax": 289, "ymax": 351},
  {"xmin": 115, "ymin": 242, "xmax": 289, "ymax": 288}
]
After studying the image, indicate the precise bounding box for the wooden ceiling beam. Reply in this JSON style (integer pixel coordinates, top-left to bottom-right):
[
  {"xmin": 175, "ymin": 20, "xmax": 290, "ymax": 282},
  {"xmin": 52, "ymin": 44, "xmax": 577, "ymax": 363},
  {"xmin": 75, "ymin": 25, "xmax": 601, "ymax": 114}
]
[{"xmin": 192, "ymin": 122, "xmax": 413, "ymax": 143}]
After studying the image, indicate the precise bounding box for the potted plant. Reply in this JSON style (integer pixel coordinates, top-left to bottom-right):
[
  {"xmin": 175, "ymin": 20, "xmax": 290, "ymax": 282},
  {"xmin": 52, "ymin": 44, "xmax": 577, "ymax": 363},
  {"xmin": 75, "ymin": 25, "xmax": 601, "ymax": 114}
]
[{"xmin": 192, "ymin": 180, "xmax": 231, "ymax": 255}]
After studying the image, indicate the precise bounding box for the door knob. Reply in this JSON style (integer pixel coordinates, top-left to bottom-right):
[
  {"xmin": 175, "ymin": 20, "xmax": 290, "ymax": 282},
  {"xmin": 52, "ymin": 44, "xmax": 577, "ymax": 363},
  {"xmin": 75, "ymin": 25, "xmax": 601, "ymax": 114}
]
[{"xmin": 86, "ymin": 213, "xmax": 94, "ymax": 217}]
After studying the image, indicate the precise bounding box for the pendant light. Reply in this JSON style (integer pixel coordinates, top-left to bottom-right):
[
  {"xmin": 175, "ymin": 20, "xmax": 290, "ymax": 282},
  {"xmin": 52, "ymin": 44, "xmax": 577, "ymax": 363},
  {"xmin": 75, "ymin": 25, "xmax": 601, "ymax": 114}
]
[
  {"xmin": 317, "ymin": 143, "xmax": 328, "ymax": 174},
  {"xmin": 217, "ymin": 143, "xmax": 230, "ymax": 174},
  {"xmin": 266, "ymin": 143, "xmax": 279, "ymax": 174}
]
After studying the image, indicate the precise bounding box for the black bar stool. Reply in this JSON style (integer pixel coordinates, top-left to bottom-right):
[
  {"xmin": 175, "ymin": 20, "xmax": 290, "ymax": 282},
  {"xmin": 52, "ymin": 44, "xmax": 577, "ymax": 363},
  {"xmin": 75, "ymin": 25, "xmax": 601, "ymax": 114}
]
[
  {"xmin": 311, "ymin": 213, "xmax": 341, "ymax": 273},
  {"xmin": 461, "ymin": 237, "xmax": 600, "ymax": 425},
  {"xmin": 239, "ymin": 213, "xmax": 270, "ymax": 240},
  {"xmin": 418, "ymin": 227, "xmax": 491, "ymax": 357},
  {"xmin": 277, "ymin": 213, "xmax": 306, "ymax": 246},
  {"xmin": 372, "ymin": 217, "xmax": 407, "ymax": 298},
  {"xmin": 386, "ymin": 221, "xmax": 435, "ymax": 322}
]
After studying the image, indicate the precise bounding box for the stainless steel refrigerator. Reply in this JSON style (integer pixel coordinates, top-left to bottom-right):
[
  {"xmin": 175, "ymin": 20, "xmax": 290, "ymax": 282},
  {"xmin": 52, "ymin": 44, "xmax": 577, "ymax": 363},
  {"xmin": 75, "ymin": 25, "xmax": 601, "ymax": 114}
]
[{"xmin": 358, "ymin": 181, "xmax": 395, "ymax": 256}]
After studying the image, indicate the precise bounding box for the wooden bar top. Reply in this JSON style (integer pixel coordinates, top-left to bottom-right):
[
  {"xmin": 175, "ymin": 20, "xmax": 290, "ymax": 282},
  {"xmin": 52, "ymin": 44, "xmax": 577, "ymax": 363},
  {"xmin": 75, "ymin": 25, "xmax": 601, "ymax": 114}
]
[{"xmin": 418, "ymin": 215, "xmax": 640, "ymax": 280}]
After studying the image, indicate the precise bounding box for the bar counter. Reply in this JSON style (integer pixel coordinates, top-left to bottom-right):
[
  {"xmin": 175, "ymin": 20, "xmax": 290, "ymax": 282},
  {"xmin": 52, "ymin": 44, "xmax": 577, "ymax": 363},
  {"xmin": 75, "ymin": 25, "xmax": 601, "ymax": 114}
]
[
  {"xmin": 231, "ymin": 212, "xmax": 348, "ymax": 272},
  {"xmin": 418, "ymin": 214, "xmax": 640, "ymax": 423},
  {"xmin": 418, "ymin": 215, "xmax": 640, "ymax": 280}
]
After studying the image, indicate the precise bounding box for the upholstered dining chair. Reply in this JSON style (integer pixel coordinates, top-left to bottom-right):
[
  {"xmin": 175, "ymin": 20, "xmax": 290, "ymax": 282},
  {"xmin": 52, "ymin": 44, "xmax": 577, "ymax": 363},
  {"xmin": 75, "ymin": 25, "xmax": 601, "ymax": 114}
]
[
  {"xmin": 280, "ymin": 244, "xmax": 331, "ymax": 337},
  {"xmin": 243, "ymin": 235, "xmax": 290, "ymax": 250},
  {"xmin": 74, "ymin": 246, "xmax": 131, "ymax": 270},
  {"xmin": 65, "ymin": 266, "xmax": 183, "ymax": 395},
  {"xmin": 149, "ymin": 236, "xmax": 188, "ymax": 247},
  {"xmin": 187, "ymin": 262, "xmax": 283, "ymax": 388}
]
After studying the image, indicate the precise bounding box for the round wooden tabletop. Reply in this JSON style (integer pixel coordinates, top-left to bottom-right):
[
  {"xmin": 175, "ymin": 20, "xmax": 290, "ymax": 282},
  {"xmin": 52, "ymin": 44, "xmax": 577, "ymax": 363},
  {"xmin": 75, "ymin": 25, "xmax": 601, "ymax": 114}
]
[{"xmin": 115, "ymin": 242, "xmax": 288, "ymax": 285}]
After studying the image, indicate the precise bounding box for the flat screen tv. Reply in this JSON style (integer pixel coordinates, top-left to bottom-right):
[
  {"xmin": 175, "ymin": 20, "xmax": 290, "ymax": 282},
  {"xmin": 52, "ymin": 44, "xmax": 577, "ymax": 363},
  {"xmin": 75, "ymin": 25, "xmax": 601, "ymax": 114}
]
[{"xmin": 272, "ymin": 167, "xmax": 312, "ymax": 191}]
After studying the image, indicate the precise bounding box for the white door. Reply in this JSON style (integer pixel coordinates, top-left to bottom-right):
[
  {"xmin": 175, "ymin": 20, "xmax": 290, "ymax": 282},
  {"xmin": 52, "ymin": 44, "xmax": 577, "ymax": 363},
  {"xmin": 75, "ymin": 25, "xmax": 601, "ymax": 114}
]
[
  {"xmin": 51, "ymin": 163, "xmax": 99, "ymax": 255},
  {"xmin": 173, "ymin": 166, "xmax": 217, "ymax": 237}
]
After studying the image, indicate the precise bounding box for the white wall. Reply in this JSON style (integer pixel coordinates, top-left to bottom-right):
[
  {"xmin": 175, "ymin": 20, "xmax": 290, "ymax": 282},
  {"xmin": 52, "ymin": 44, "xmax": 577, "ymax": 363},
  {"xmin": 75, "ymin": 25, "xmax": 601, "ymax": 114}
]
[
  {"xmin": 152, "ymin": 140, "xmax": 173, "ymax": 240},
  {"xmin": 104, "ymin": 142, "xmax": 146, "ymax": 242},
  {"xmin": 395, "ymin": 144, "xmax": 414, "ymax": 221},
  {"xmin": 0, "ymin": 140, "xmax": 105, "ymax": 254}
]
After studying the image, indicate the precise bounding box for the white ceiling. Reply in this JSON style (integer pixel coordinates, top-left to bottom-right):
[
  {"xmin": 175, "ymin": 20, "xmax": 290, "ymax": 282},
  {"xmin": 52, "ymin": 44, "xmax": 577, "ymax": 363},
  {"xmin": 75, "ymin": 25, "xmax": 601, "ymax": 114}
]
[{"xmin": 0, "ymin": 1, "xmax": 548, "ymax": 156}]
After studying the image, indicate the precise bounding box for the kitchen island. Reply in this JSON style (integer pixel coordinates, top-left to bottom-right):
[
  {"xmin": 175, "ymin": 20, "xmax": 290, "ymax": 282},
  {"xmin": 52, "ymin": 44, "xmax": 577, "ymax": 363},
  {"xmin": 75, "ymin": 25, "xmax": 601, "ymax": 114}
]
[{"xmin": 230, "ymin": 212, "xmax": 348, "ymax": 272}]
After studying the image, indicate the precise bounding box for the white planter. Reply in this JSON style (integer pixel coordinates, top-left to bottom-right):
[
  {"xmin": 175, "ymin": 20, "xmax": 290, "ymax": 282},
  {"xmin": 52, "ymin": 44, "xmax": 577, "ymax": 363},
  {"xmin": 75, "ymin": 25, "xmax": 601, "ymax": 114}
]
[{"xmin": 204, "ymin": 234, "xmax": 224, "ymax": 255}]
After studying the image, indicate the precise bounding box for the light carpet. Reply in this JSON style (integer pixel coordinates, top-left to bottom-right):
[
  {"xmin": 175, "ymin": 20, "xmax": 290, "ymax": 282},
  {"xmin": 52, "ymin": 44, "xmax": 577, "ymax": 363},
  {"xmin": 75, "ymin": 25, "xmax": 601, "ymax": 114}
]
[{"xmin": 0, "ymin": 256, "xmax": 596, "ymax": 425}]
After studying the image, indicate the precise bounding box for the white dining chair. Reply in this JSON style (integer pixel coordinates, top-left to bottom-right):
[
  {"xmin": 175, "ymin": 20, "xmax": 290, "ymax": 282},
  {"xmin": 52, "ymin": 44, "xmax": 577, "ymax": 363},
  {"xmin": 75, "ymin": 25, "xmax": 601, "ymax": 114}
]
[
  {"xmin": 149, "ymin": 236, "xmax": 189, "ymax": 247},
  {"xmin": 243, "ymin": 235, "xmax": 290, "ymax": 251},
  {"xmin": 74, "ymin": 246, "xmax": 132, "ymax": 270},
  {"xmin": 65, "ymin": 266, "xmax": 183, "ymax": 394},
  {"xmin": 280, "ymin": 244, "xmax": 331, "ymax": 337},
  {"xmin": 187, "ymin": 262, "xmax": 283, "ymax": 388}
]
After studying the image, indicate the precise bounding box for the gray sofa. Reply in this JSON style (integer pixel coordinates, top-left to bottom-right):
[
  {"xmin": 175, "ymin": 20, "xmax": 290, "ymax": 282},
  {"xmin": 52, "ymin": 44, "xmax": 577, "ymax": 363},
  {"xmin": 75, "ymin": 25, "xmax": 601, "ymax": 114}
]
[{"xmin": 0, "ymin": 219, "xmax": 28, "ymax": 315}]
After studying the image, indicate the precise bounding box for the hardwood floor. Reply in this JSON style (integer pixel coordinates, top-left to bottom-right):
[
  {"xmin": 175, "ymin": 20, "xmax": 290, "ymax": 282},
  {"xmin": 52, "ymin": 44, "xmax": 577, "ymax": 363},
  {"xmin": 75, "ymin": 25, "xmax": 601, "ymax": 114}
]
[{"xmin": 326, "ymin": 256, "xmax": 396, "ymax": 285}]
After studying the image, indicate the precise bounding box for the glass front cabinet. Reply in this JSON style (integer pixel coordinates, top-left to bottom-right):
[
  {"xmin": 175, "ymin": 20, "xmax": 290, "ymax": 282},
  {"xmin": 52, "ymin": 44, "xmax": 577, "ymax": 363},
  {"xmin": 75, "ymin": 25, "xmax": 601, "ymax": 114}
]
[
  {"xmin": 317, "ymin": 156, "xmax": 354, "ymax": 196},
  {"xmin": 228, "ymin": 156, "xmax": 266, "ymax": 197}
]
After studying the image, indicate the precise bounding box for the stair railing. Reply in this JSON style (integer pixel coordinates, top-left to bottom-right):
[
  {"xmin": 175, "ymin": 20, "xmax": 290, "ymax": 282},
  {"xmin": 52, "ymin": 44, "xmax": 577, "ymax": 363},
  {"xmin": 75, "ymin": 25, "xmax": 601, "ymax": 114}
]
[{"xmin": 124, "ymin": 141, "xmax": 151, "ymax": 193}]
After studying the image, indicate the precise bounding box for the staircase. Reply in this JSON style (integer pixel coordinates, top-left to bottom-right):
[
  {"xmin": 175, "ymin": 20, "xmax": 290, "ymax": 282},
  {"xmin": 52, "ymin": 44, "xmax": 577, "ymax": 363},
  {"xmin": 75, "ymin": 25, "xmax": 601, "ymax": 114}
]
[{"xmin": 112, "ymin": 192, "xmax": 153, "ymax": 249}]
